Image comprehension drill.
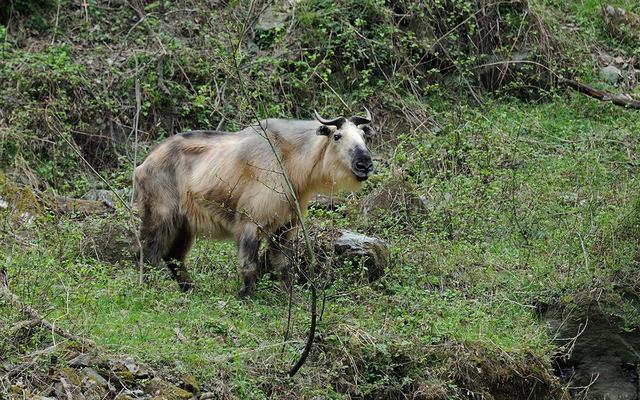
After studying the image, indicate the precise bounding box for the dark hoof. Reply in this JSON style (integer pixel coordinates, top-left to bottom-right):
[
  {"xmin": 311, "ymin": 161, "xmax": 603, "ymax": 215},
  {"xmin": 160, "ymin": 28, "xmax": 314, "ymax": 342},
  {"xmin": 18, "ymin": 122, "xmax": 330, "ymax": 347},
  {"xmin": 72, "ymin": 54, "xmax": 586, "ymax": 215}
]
[
  {"xmin": 238, "ymin": 274, "xmax": 256, "ymax": 299},
  {"xmin": 178, "ymin": 280, "xmax": 195, "ymax": 292},
  {"xmin": 238, "ymin": 286, "xmax": 255, "ymax": 300}
]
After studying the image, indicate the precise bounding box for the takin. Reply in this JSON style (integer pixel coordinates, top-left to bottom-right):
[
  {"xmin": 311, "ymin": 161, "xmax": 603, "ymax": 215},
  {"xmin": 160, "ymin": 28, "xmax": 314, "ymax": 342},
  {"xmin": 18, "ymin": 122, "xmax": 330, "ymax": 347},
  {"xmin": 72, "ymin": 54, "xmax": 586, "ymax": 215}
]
[{"xmin": 133, "ymin": 108, "xmax": 375, "ymax": 298}]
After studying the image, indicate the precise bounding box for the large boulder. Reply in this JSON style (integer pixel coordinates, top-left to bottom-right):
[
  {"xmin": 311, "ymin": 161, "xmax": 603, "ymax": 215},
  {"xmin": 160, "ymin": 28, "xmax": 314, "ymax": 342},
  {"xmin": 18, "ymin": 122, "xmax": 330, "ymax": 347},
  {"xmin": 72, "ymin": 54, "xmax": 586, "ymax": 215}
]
[
  {"xmin": 333, "ymin": 230, "xmax": 389, "ymax": 283},
  {"xmin": 290, "ymin": 225, "xmax": 390, "ymax": 285}
]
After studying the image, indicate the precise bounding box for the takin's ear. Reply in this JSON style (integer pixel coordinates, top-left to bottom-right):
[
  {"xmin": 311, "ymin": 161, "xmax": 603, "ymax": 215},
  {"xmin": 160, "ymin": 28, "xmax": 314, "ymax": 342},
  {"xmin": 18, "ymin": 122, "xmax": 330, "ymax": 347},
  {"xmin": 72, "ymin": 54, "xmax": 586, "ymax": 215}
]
[
  {"xmin": 316, "ymin": 125, "xmax": 333, "ymax": 136},
  {"xmin": 361, "ymin": 125, "xmax": 376, "ymax": 138}
]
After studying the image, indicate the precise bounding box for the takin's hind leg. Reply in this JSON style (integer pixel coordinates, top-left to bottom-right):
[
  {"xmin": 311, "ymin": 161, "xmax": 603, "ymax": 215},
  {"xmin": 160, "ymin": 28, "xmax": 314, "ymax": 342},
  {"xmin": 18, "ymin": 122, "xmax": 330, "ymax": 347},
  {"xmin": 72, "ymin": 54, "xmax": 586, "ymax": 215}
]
[
  {"xmin": 162, "ymin": 217, "xmax": 195, "ymax": 292},
  {"xmin": 236, "ymin": 226, "xmax": 261, "ymax": 299}
]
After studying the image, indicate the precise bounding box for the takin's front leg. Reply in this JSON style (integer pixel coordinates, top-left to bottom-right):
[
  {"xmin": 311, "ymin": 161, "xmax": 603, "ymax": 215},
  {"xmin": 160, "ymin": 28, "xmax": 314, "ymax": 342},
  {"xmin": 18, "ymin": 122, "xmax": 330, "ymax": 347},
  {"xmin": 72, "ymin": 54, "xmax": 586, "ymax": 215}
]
[
  {"xmin": 162, "ymin": 217, "xmax": 195, "ymax": 292},
  {"xmin": 138, "ymin": 213, "xmax": 196, "ymax": 292},
  {"xmin": 263, "ymin": 223, "xmax": 296, "ymax": 285},
  {"xmin": 236, "ymin": 227, "xmax": 261, "ymax": 299}
]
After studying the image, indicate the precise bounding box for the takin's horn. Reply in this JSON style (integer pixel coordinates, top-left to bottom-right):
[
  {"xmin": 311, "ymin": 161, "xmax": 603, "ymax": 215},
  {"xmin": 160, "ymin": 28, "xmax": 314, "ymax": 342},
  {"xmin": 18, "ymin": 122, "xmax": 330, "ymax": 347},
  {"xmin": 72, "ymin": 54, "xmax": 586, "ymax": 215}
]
[
  {"xmin": 348, "ymin": 106, "xmax": 373, "ymax": 126},
  {"xmin": 313, "ymin": 110, "xmax": 346, "ymax": 127}
]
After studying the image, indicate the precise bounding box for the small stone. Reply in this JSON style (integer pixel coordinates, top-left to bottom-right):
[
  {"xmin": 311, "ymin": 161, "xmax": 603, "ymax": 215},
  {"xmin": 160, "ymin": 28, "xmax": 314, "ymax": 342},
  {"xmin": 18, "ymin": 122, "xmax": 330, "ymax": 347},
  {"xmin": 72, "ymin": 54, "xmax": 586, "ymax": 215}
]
[
  {"xmin": 59, "ymin": 367, "xmax": 83, "ymax": 386},
  {"xmin": 68, "ymin": 353, "xmax": 95, "ymax": 368},
  {"xmin": 55, "ymin": 380, "xmax": 85, "ymax": 400},
  {"xmin": 111, "ymin": 356, "xmax": 151, "ymax": 379},
  {"xmin": 82, "ymin": 189, "xmax": 121, "ymax": 208},
  {"xmin": 601, "ymin": 65, "xmax": 622, "ymax": 85},
  {"xmin": 599, "ymin": 52, "xmax": 614, "ymax": 64},
  {"xmin": 146, "ymin": 377, "xmax": 193, "ymax": 400},
  {"xmin": 115, "ymin": 389, "xmax": 143, "ymax": 399},
  {"xmin": 82, "ymin": 367, "xmax": 110, "ymax": 388},
  {"xmin": 18, "ymin": 212, "xmax": 35, "ymax": 226},
  {"xmin": 255, "ymin": 8, "xmax": 288, "ymax": 31},
  {"xmin": 179, "ymin": 373, "xmax": 199, "ymax": 393},
  {"xmin": 9, "ymin": 385, "xmax": 23, "ymax": 394}
]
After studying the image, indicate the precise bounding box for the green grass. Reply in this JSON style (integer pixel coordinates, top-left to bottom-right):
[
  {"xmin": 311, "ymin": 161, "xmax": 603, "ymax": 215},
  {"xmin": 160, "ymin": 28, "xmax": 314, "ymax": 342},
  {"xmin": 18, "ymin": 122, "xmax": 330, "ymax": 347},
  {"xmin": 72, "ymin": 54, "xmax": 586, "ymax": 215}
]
[{"xmin": 3, "ymin": 91, "xmax": 639, "ymax": 397}]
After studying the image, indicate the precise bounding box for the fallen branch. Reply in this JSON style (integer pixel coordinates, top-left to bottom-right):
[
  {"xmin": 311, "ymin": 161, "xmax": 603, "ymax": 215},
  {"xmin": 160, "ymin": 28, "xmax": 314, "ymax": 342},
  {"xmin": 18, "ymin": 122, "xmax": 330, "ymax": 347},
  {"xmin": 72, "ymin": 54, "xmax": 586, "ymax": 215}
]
[
  {"xmin": 0, "ymin": 268, "xmax": 95, "ymax": 347},
  {"xmin": 472, "ymin": 59, "xmax": 640, "ymax": 111},
  {"xmin": 562, "ymin": 79, "xmax": 640, "ymax": 110},
  {"xmin": 54, "ymin": 195, "xmax": 114, "ymax": 214}
]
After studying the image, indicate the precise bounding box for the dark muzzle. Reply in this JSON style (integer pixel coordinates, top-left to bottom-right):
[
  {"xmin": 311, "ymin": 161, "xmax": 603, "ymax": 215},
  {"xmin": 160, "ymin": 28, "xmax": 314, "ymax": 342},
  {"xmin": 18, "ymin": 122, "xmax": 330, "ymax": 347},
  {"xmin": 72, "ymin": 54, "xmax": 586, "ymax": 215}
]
[{"xmin": 352, "ymin": 147, "xmax": 373, "ymax": 181}]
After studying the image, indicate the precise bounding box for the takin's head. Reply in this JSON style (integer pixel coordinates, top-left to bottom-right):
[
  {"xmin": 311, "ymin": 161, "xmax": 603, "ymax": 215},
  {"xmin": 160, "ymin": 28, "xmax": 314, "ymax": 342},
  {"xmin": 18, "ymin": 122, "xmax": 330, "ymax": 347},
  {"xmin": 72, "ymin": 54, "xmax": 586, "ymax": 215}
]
[{"xmin": 314, "ymin": 107, "xmax": 376, "ymax": 188}]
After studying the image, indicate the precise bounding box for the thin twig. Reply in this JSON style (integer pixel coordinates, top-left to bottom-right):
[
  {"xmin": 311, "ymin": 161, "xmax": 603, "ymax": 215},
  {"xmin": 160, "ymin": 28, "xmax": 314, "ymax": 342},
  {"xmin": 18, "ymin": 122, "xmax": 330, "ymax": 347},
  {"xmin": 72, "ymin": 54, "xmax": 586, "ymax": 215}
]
[
  {"xmin": 126, "ymin": 0, "xmax": 167, "ymax": 54},
  {"xmin": 132, "ymin": 75, "xmax": 145, "ymax": 285},
  {"xmin": 225, "ymin": 1, "xmax": 319, "ymax": 376},
  {"xmin": 51, "ymin": 0, "xmax": 61, "ymax": 44},
  {"xmin": 0, "ymin": 268, "xmax": 95, "ymax": 347},
  {"xmin": 157, "ymin": 54, "xmax": 170, "ymax": 95}
]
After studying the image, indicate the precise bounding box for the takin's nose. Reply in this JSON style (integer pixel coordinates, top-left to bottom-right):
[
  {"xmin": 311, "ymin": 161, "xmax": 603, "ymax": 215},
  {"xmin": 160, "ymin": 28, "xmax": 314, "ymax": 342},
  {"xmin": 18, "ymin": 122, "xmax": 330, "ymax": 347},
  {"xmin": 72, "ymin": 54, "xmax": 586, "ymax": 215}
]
[{"xmin": 353, "ymin": 153, "xmax": 374, "ymax": 179}]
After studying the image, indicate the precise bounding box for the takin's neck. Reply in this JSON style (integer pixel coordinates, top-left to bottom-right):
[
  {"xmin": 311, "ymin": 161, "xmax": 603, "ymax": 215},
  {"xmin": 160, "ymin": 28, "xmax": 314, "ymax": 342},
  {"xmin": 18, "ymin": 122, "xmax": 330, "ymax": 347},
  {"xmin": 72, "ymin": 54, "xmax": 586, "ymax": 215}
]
[{"xmin": 282, "ymin": 133, "xmax": 334, "ymax": 201}]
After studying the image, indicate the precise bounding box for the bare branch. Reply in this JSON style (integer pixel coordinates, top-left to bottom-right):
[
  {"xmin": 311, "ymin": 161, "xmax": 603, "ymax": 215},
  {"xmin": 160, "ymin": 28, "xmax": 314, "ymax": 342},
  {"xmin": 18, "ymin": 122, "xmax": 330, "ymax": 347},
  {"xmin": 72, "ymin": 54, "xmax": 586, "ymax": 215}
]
[{"xmin": 562, "ymin": 79, "xmax": 640, "ymax": 110}]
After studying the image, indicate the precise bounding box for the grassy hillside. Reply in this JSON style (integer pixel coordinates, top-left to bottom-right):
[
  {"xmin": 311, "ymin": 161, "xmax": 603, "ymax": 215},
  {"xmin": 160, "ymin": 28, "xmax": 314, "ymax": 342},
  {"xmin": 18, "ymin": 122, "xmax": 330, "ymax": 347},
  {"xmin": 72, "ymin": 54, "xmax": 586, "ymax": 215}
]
[{"xmin": 1, "ymin": 0, "xmax": 640, "ymax": 399}]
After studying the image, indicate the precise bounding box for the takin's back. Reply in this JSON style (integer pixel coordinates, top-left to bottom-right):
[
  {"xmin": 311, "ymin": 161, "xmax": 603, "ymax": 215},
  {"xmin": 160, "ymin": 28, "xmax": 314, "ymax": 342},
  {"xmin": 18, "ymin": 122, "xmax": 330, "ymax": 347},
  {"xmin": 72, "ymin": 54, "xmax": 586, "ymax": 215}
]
[{"xmin": 134, "ymin": 124, "xmax": 318, "ymax": 239}]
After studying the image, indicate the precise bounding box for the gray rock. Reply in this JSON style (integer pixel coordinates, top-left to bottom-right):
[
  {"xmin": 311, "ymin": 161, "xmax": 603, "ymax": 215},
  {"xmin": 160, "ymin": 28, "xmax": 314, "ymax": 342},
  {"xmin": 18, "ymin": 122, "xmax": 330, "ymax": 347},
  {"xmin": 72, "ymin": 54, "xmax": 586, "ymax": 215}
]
[
  {"xmin": 255, "ymin": 8, "xmax": 288, "ymax": 31},
  {"xmin": 145, "ymin": 377, "xmax": 193, "ymax": 399},
  {"xmin": 545, "ymin": 306, "xmax": 640, "ymax": 399},
  {"xmin": 0, "ymin": 196, "xmax": 7, "ymax": 209},
  {"xmin": 82, "ymin": 367, "xmax": 110, "ymax": 389},
  {"xmin": 82, "ymin": 189, "xmax": 129, "ymax": 209},
  {"xmin": 254, "ymin": 0, "xmax": 299, "ymax": 32},
  {"xmin": 115, "ymin": 389, "xmax": 144, "ymax": 399},
  {"xmin": 333, "ymin": 230, "xmax": 389, "ymax": 282},
  {"xmin": 18, "ymin": 212, "xmax": 35, "ymax": 226},
  {"xmin": 599, "ymin": 51, "xmax": 615, "ymax": 64},
  {"xmin": 109, "ymin": 356, "xmax": 151, "ymax": 380},
  {"xmin": 54, "ymin": 380, "xmax": 86, "ymax": 400},
  {"xmin": 601, "ymin": 64, "xmax": 622, "ymax": 85},
  {"xmin": 68, "ymin": 353, "xmax": 96, "ymax": 368}
]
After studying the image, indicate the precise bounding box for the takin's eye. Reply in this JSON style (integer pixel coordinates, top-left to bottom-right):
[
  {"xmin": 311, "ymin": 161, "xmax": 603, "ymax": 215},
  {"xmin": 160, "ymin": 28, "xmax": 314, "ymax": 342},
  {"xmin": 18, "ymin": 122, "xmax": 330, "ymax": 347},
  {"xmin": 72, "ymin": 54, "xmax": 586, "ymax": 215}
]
[{"xmin": 333, "ymin": 133, "xmax": 342, "ymax": 141}]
